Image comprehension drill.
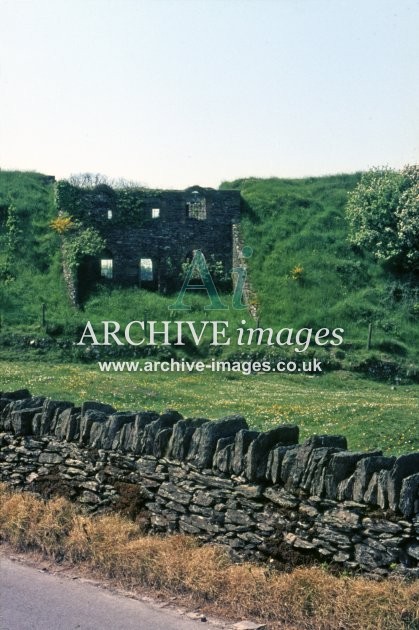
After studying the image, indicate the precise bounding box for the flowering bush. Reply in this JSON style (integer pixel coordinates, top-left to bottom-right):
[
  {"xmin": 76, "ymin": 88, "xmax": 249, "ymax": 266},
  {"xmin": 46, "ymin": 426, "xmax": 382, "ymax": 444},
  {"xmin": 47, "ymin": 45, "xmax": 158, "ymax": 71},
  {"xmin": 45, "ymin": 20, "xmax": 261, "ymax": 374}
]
[{"xmin": 346, "ymin": 165, "xmax": 419, "ymax": 271}]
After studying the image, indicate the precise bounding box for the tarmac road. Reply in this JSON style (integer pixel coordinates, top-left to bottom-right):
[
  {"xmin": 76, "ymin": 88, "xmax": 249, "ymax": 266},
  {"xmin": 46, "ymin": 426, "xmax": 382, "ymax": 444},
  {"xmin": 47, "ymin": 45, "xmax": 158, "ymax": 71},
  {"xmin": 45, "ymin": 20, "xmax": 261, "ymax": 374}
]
[{"xmin": 0, "ymin": 555, "xmax": 212, "ymax": 630}]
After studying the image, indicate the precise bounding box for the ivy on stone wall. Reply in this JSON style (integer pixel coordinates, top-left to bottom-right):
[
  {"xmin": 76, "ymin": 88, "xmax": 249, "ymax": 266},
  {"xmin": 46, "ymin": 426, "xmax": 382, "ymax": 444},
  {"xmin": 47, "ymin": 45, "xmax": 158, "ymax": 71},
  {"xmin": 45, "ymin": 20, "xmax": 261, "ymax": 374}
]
[
  {"xmin": 54, "ymin": 177, "xmax": 165, "ymax": 306},
  {"xmin": 61, "ymin": 224, "xmax": 106, "ymax": 272},
  {"xmin": 50, "ymin": 212, "xmax": 105, "ymax": 306},
  {"xmin": 55, "ymin": 180, "xmax": 161, "ymax": 226}
]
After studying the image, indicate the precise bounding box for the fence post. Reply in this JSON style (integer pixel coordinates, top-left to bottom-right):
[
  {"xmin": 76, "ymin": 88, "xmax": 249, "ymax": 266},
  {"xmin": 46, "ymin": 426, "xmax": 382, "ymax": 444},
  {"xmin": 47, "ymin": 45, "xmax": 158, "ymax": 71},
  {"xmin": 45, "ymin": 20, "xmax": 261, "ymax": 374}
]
[{"xmin": 367, "ymin": 322, "xmax": 372, "ymax": 350}]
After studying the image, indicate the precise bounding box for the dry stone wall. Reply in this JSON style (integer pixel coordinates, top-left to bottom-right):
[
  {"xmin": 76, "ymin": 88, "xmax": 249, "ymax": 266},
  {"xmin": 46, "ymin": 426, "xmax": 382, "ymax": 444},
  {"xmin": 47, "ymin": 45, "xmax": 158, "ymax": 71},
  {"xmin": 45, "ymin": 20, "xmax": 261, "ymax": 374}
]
[{"xmin": 1, "ymin": 389, "xmax": 418, "ymax": 577}]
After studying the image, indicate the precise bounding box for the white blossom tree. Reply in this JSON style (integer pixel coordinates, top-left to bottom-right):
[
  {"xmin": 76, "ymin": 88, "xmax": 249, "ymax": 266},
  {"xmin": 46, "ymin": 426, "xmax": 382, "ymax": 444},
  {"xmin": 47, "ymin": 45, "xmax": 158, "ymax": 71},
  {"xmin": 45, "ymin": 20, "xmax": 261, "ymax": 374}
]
[{"xmin": 346, "ymin": 165, "xmax": 419, "ymax": 272}]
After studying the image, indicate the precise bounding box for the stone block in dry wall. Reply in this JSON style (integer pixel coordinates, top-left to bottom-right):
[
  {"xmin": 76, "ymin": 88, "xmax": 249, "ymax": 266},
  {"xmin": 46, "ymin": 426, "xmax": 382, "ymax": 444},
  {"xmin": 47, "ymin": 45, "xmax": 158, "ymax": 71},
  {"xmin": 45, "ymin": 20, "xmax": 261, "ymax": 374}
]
[
  {"xmin": 31, "ymin": 412, "xmax": 42, "ymax": 434},
  {"xmin": 88, "ymin": 420, "xmax": 105, "ymax": 448},
  {"xmin": 54, "ymin": 407, "xmax": 81, "ymax": 441},
  {"xmin": 40, "ymin": 400, "xmax": 74, "ymax": 435},
  {"xmin": 0, "ymin": 389, "xmax": 31, "ymax": 401},
  {"xmin": 188, "ymin": 469, "xmax": 235, "ymax": 490},
  {"xmin": 100, "ymin": 412, "xmax": 136, "ymax": 450},
  {"xmin": 362, "ymin": 517, "xmax": 402, "ymax": 535},
  {"xmin": 81, "ymin": 401, "xmax": 116, "ymax": 417},
  {"xmin": 245, "ymin": 425, "xmax": 299, "ymax": 482},
  {"xmin": 225, "ymin": 508, "xmax": 255, "ymax": 528},
  {"xmin": 167, "ymin": 418, "xmax": 208, "ymax": 461},
  {"xmin": 363, "ymin": 472, "xmax": 378, "ymax": 505},
  {"xmin": 1, "ymin": 397, "xmax": 45, "ymax": 432},
  {"xmin": 399, "ymin": 473, "xmax": 419, "ymax": 517},
  {"xmin": 80, "ymin": 410, "xmax": 109, "ymax": 445},
  {"xmin": 66, "ymin": 410, "xmax": 81, "ymax": 442},
  {"xmin": 276, "ymin": 445, "xmax": 301, "ymax": 488},
  {"xmin": 117, "ymin": 422, "xmax": 133, "ymax": 451},
  {"xmin": 0, "ymin": 391, "xmax": 32, "ymax": 417},
  {"xmin": 355, "ymin": 538, "xmax": 401, "ymax": 570},
  {"xmin": 263, "ymin": 486, "xmax": 299, "ymax": 508},
  {"xmin": 347, "ymin": 456, "xmax": 396, "ymax": 503},
  {"xmin": 322, "ymin": 507, "xmax": 361, "ymax": 531},
  {"xmin": 231, "ymin": 429, "xmax": 259, "ymax": 475},
  {"xmin": 51, "ymin": 406, "xmax": 74, "ymax": 435},
  {"xmin": 376, "ymin": 469, "xmax": 391, "ymax": 509},
  {"xmin": 195, "ymin": 494, "xmax": 222, "ymax": 513},
  {"xmin": 213, "ymin": 436, "xmax": 235, "ymax": 473},
  {"xmin": 281, "ymin": 438, "xmax": 344, "ymax": 492},
  {"xmin": 0, "ymin": 399, "xmax": 10, "ymax": 415},
  {"xmin": 157, "ymin": 481, "xmax": 192, "ymax": 505},
  {"xmin": 179, "ymin": 513, "xmax": 220, "ymax": 535},
  {"xmin": 234, "ymin": 483, "xmax": 264, "ymax": 499},
  {"xmin": 301, "ymin": 443, "xmax": 346, "ymax": 495},
  {"xmin": 388, "ymin": 453, "xmax": 419, "ymax": 512},
  {"xmin": 306, "ymin": 435, "xmax": 348, "ymax": 450},
  {"xmin": 130, "ymin": 411, "xmax": 160, "ymax": 454},
  {"xmin": 38, "ymin": 450, "xmax": 63, "ymax": 465},
  {"xmin": 407, "ymin": 544, "xmax": 419, "ymax": 561},
  {"xmin": 188, "ymin": 415, "xmax": 248, "ymax": 469},
  {"xmin": 337, "ymin": 474, "xmax": 358, "ymax": 502},
  {"xmin": 298, "ymin": 447, "xmax": 335, "ymax": 496},
  {"xmin": 153, "ymin": 428, "xmax": 174, "ymax": 458},
  {"xmin": 0, "ymin": 396, "xmax": 45, "ymax": 424},
  {"xmin": 324, "ymin": 450, "xmax": 382, "ymax": 500},
  {"xmin": 138, "ymin": 410, "xmax": 183, "ymax": 456},
  {"xmin": 10, "ymin": 409, "xmax": 43, "ymax": 435},
  {"xmin": 267, "ymin": 445, "xmax": 297, "ymax": 484}
]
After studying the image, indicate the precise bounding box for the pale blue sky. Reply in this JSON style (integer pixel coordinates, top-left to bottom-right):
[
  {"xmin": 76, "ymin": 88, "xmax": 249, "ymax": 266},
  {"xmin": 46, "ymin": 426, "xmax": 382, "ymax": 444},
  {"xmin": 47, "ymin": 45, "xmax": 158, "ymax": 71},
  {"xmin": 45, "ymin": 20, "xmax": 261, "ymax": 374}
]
[{"xmin": 1, "ymin": 0, "xmax": 418, "ymax": 188}]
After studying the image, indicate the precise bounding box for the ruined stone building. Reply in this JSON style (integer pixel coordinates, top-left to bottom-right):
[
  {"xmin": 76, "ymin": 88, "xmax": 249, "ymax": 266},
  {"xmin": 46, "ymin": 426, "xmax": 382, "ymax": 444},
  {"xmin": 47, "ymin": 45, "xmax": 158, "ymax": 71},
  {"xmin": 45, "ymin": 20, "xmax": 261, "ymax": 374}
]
[{"xmin": 56, "ymin": 182, "xmax": 241, "ymax": 300}]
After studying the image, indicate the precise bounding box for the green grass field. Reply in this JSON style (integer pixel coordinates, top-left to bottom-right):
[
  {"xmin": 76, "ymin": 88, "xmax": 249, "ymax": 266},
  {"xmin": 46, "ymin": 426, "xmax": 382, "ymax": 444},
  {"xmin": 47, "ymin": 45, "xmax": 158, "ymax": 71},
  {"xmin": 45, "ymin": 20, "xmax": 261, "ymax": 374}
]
[
  {"xmin": 1, "ymin": 360, "xmax": 417, "ymax": 456},
  {"xmin": 1, "ymin": 170, "xmax": 417, "ymax": 366},
  {"xmin": 1, "ymin": 171, "xmax": 418, "ymax": 458}
]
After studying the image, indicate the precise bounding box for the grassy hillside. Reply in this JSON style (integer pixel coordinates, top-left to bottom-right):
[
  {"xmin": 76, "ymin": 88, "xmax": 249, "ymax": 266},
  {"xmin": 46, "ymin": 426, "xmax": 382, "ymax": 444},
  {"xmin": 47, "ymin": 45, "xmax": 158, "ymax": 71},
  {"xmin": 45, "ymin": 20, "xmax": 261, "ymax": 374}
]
[
  {"xmin": 0, "ymin": 170, "xmax": 65, "ymax": 329},
  {"xmin": 222, "ymin": 174, "xmax": 418, "ymax": 366},
  {"xmin": 0, "ymin": 170, "xmax": 56, "ymax": 271},
  {"xmin": 0, "ymin": 170, "xmax": 418, "ymax": 372}
]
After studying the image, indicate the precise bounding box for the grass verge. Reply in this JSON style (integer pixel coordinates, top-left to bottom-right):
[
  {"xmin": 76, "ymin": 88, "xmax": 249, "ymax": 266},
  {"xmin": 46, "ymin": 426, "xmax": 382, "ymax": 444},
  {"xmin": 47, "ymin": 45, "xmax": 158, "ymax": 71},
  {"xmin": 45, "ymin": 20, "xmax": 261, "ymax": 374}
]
[{"xmin": 0, "ymin": 484, "xmax": 418, "ymax": 630}]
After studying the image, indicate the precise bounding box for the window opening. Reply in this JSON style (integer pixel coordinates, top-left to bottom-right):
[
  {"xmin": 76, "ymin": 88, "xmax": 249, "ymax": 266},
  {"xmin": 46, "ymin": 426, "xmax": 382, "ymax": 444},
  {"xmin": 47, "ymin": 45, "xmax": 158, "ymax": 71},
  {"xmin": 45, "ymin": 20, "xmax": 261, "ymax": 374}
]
[
  {"xmin": 140, "ymin": 258, "xmax": 153, "ymax": 281},
  {"xmin": 187, "ymin": 196, "xmax": 206, "ymax": 220},
  {"xmin": 100, "ymin": 259, "xmax": 113, "ymax": 279}
]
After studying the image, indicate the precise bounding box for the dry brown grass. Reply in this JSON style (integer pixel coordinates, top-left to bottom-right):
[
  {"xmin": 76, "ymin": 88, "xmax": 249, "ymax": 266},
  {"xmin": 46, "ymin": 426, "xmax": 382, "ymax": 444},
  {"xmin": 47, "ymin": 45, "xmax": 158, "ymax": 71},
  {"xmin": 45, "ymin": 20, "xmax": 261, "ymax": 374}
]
[{"xmin": 0, "ymin": 483, "xmax": 418, "ymax": 630}]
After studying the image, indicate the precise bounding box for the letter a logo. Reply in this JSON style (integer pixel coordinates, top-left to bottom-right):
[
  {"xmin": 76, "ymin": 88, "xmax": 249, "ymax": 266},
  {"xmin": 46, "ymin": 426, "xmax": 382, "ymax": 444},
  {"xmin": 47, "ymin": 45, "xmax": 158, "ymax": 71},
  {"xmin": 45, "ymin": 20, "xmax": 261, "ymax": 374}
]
[{"xmin": 169, "ymin": 250, "xmax": 227, "ymax": 311}]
